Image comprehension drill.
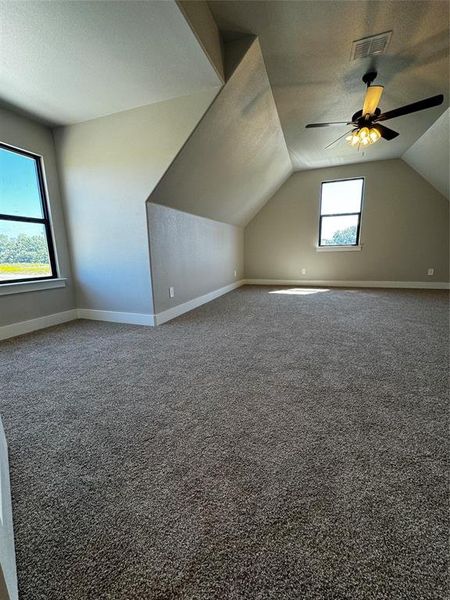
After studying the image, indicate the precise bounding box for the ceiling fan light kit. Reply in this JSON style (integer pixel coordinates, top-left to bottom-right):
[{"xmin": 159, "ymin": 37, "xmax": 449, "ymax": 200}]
[
  {"xmin": 306, "ymin": 71, "xmax": 444, "ymax": 151},
  {"xmin": 346, "ymin": 126, "xmax": 381, "ymax": 147}
]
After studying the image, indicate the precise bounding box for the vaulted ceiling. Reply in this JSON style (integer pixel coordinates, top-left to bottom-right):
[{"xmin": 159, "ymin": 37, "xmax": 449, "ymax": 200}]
[
  {"xmin": 403, "ymin": 108, "xmax": 449, "ymax": 199},
  {"xmin": 149, "ymin": 37, "xmax": 292, "ymax": 226},
  {"xmin": 209, "ymin": 0, "xmax": 449, "ymax": 170},
  {"xmin": 0, "ymin": 0, "xmax": 222, "ymax": 125},
  {"xmin": 1, "ymin": 0, "xmax": 447, "ymax": 233}
]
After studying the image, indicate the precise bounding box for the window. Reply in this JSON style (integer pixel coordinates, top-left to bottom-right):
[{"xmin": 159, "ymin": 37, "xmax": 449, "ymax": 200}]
[
  {"xmin": 318, "ymin": 178, "xmax": 364, "ymax": 247},
  {"xmin": 0, "ymin": 143, "xmax": 56, "ymax": 283}
]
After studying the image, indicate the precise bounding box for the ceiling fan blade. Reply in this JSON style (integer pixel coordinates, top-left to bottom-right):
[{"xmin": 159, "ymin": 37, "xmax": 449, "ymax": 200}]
[
  {"xmin": 305, "ymin": 122, "xmax": 353, "ymax": 128},
  {"xmin": 324, "ymin": 130, "xmax": 354, "ymax": 149},
  {"xmin": 363, "ymin": 85, "xmax": 384, "ymax": 116},
  {"xmin": 376, "ymin": 94, "xmax": 444, "ymax": 122},
  {"xmin": 374, "ymin": 124, "xmax": 399, "ymax": 140}
]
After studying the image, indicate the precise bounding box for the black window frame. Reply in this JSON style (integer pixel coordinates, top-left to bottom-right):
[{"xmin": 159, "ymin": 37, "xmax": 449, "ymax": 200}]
[
  {"xmin": 0, "ymin": 142, "xmax": 57, "ymax": 284},
  {"xmin": 318, "ymin": 177, "xmax": 365, "ymax": 248}
]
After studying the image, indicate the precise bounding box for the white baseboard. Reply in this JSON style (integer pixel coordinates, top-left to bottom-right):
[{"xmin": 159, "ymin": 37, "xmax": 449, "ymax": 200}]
[
  {"xmin": 155, "ymin": 280, "xmax": 245, "ymax": 325},
  {"xmin": 76, "ymin": 309, "xmax": 155, "ymax": 326},
  {"xmin": 76, "ymin": 282, "xmax": 245, "ymax": 328},
  {"xmin": 244, "ymin": 279, "xmax": 450, "ymax": 290},
  {"xmin": 2, "ymin": 277, "xmax": 445, "ymax": 341},
  {"xmin": 0, "ymin": 309, "xmax": 78, "ymax": 341},
  {"xmin": 0, "ymin": 280, "xmax": 243, "ymax": 339},
  {"xmin": 0, "ymin": 308, "xmax": 155, "ymax": 341}
]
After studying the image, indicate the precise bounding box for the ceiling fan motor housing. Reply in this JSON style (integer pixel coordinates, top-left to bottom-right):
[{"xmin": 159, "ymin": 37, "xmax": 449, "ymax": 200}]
[{"xmin": 351, "ymin": 107, "xmax": 381, "ymax": 126}]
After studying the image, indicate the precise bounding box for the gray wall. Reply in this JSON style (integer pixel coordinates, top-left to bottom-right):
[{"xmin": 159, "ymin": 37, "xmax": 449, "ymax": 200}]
[
  {"xmin": 403, "ymin": 108, "xmax": 449, "ymax": 200},
  {"xmin": 245, "ymin": 159, "xmax": 449, "ymax": 283},
  {"xmin": 0, "ymin": 107, "xmax": 75, "ymax": 327},
  {"xmin": 54, "ymin": 89, "xmax": 218, "ymax": 315},
  {"xmin": 148, "ymin": 203, "xmax": 243, "ymax": 314}
]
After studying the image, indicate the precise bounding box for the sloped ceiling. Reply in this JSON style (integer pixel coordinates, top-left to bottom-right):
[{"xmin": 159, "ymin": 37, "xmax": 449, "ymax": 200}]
[
  {"xmin": 149, "ymin": 37, "xmax": 292, "ymax": 226},
  {"xmin": 177, "ymin": 0, "xmax": 224, "ymax": 82},
  {"xmin": 209, "ymin": 0, "xmax": 449, "ymax": 170},
  {"xmin": 0, "ymin": 0, "xmax": 222, "ymax": 125},
  {"xmin": 403, "ymin": 108, "xmax": 449, "ymax": 200}
]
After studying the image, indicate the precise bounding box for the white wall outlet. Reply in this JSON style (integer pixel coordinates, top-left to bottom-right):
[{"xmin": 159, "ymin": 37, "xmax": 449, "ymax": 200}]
[
  {"xmin": 234, "ymin": 270, "xmax": 237, "ymax": 278},
  {"xmin": 169, "ymin": 286, "xmax": 175, "ymax": 298},
  {"xmin": 301, "ymin": 268, "xmax": 307, "ymax": 275},
  {"xmin": 427, "ymin": 268, "xmax": 434, "ymax": 276}
]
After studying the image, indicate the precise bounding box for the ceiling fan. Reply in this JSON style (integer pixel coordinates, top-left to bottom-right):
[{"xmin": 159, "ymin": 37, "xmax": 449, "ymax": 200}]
[{"xmin": 305, "ymin": 71, "xmax": 444, "ymax": 149}]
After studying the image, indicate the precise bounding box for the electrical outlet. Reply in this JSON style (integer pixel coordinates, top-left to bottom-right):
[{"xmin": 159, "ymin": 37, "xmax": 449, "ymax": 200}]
[
  {"xmin": 427, "ymin": 268, "xmax": 434, "ymax": 276},
  {"xmin": 234, "ymin": 270, "xmax": 237, "ymax": 278},
  {"xmin": 169, "ymin": 286, "xmax": 175, "ymax": 298},
  {"xmin": 301, "ymin": 268, "xmax": 307, "ymax": 275}
]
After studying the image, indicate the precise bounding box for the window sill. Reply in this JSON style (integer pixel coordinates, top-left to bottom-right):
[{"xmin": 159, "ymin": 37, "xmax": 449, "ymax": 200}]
[
  {"xmin": 316, "ymin": 245, "xmax": 362, "ymax": 252},
  {"xmin": 0, "ymin": 278, "xmax": 66, "ymax": 296}
]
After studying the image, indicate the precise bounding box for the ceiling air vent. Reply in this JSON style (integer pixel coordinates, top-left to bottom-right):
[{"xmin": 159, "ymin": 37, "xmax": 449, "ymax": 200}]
[{"xmin": 351, "ymin": 31, "xmax": 392, "ymax": 60}]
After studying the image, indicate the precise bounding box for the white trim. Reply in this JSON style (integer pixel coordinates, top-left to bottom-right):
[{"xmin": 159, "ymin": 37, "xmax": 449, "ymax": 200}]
[
  {"xmin": 0, "ymin": 417, "xmax": 18, "ymax": 600},
  {"xmin": 0, "ymin": 281, "xmax": 244, "ymax": 339},
  {"xmin": 76, "ymin": 309, "xmax": 155, "ymax": 327},
  {"xmin": 2, "ymin": 277, "xmax": 445, "ymax": 341},
  {"xmin": 244, "ymin": 279, "xmax": 450, "ymax": 290},
  {"xmin": 155, "ymin": 280, "xmax": 245, "ymax": 325},
  {"xmin": 316, "ymin": 246, "xmax": 362, "ymax": 252},
  {"xmin": 75, "ymin": 281, "xmax": 245, "ymax": 327},
  {"xmin": 0, "ymin": 278, "xmax": 66, "ymax": 296},
  {"xmin": 0, "ymin": 309, "xmax": 77, "ymax": 341},
  {"xmin": 0, "ymin": 308, "xmax": 155, "ymax": 341}
]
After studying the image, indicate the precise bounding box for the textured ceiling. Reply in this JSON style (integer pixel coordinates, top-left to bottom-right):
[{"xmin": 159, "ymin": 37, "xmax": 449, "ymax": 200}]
[
  {"xmin": 209, "ymin": 0, "xmax": 449, "ymax": 170},
  {"xmin": 149, "ymin": 37, "xmax": 292, "ymax": 226},
  {"xmin": 0, "ymin": 0, "xmax": 222, "ymax": 125},
  {"xmin": 403, "ymin": 108, "xmax": 450, "ymax": 199}
]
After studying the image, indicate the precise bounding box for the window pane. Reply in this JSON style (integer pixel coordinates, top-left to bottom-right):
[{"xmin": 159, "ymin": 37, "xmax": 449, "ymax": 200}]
[
  {"xmin": 320, "ymin": 214, "xmax": 359, "ymax": 246},
  {"xmin": 0, "ymin": 147, "xmax": 44, "ymax": 218},
  {"xmin": 0, "ymin": 220, "xmax": 52, "ymax": 281},
  {"xmin": 321, "ymin": 179, "xmax": 363, "ymax": 215}
]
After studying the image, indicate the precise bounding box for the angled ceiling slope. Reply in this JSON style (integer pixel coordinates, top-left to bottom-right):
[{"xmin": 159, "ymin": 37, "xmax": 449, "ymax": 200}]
[
  {"xmin": 148, "ymin": 37, "xmax": 292, "ymax": 226},
  {"xmin": 177, "ymin": 0, "xmax": 224, "ymax": 82},
  {"xmin": 209, "ymin": 0, "xmax": 449, "ymax": 171},
  {"xmin": 402, "ymin": 108, "xmax": 449, "ymax": 200},
  {"xmin": 0, "ymin": 0, "xmax": 222, "ymax": 125}
]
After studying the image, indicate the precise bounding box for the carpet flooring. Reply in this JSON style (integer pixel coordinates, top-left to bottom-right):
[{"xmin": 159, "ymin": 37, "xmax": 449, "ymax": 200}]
[{"xmin": 0, "ymin": 286, "xmax": 448, "ymax": 599}]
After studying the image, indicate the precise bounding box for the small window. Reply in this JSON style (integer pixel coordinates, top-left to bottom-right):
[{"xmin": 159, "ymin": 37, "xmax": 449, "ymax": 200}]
[
  {"xmin": 0, "ymin": 143, "xmax": 57, "ymax": 283},
  {"xmin": 318, "ymin": 178, "xmax": 364, "ymax": 247}
]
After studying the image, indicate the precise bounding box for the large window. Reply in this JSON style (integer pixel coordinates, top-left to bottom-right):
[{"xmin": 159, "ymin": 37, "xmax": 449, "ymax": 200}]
[
  {"xmin": 318, "ymin": 178, "xmax": 364, "ymax": 247},
  {"xmin": 0, "ymin": 143, "xmax": 56, "ymax": 283}
]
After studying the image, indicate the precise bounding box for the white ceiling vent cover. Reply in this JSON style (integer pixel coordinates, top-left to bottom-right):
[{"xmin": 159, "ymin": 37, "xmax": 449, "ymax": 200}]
[{"xmin": 351, "ymin": 31, "xmax": 392, "ymax": 60}]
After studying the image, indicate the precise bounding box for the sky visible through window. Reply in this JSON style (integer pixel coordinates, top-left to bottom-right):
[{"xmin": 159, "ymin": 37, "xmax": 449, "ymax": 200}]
[
  {"xmin": 321, "ymin": 179, "xmax": 363, "ymax": 215},
  {"xmin": 0, "ymin": 147, "xmax": 43, "ymax": 222},
  {"xmin": 0, "ymin": 147, "xmax": 52, "ymax": 281},
  {"xmin": 319, "ymin": 179, "xmax": 363, "ymax": 246}
]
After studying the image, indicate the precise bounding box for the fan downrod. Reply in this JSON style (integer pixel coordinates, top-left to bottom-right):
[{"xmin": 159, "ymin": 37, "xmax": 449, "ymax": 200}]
[{"xmin": 362, "ymin": 71, "xmax": 377, "ymax": 86}]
